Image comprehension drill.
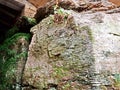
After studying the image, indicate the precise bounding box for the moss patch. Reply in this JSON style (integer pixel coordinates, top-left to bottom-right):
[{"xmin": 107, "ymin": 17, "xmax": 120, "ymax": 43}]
[{"xmin": 0, "ymin": 33, "xmax": 31, "ymax": 89}]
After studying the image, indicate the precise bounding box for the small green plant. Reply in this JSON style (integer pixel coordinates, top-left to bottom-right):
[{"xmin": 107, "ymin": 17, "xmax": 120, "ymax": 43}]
[
  {"xmin": 47, "ymin": 4, "xmax": 70, "ymax": 25},
  {"xmin": 53, "ymin": 67, "xmax": 65, "ymax": 79},
  {"xmin": 61, "ymin": 82, "xmax": 71, "ymax": 90},
  {"xmin": 21, "ymin": 16, "xmax": 37, "ymax": 25},
  {"xmin": 47, "ymin": 15, "xmax": 54, "ymax": 25},
  {"xmin": 53, "ymin": 5, "xmax": 69, "ymax": 24},
  {"xmin": 52, "ymin": 66, "xmax": 69, "ymax": 82}
]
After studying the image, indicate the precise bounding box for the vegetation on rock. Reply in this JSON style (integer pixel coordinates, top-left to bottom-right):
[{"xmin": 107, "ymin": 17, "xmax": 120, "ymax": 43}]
[
  {"xmin": 0, "ymin": 33, "xmax": 31, "ymax": 89},
  {"xmin": 0, "ymin": 15, "xmax": 35, "ymax": 89}
]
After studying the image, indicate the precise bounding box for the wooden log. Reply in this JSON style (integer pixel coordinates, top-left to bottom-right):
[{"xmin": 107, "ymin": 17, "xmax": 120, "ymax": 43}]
[{"xmin": 0, "ymin": 0, "xmax": 25, "ymax": 28}]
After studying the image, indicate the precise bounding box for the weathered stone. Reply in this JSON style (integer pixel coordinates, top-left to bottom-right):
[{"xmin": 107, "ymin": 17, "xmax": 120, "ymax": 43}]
[
  {"xmin": 74, "ymin": 11, "xmax": 120, "ymax": 87},
  {"xmin": 34, "ymin": 0, "xmax": 118, "ymax": 23},
  {"xmin": 23, "ymin": 10, "xmax": 94, "ymax": 89},
  {"xmin": 34, "ymin": 0, "xmax": 88, "ymax": 22},
  {"xmin": 23, "ymin": 7, "xmax": 120, "ymax": 89}
]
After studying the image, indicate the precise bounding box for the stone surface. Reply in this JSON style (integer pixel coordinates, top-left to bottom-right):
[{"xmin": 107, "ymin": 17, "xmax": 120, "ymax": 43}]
[
  {"xmin": 0, "ymin": 0, "xmax": 118, "ymax": 89},
  {"xmin": 23, "ymin": 11, "xmax": 94, "ymax": 89},
  {"xmin": 15, "ymin": 0, "xmax": 120, "ymax": 19},
  {"xmin": 71, "ymin": 11, "xmax": 120, "ymax": 85},
  {"xmin": 34, "ymin": 0, "xmax": 118, "ymax": 22},
  {"xmin": 23, "ymin": 7, "xmax": 120, "ymax": 89},
  {"xmin": 90, "ymin": 13, "xmax": 120, "ymax": 74},
  {"xmin": 27, "ymin": 0, "xmax": 51, "ymax": 8},
  {"xmin": 73, "ymin": 11, "xmax": 120, "ymax": 86}
]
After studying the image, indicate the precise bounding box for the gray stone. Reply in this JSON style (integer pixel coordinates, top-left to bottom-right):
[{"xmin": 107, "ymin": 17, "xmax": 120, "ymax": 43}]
[{"xmin": 23, "ymin": 9, "xmax": 120, "ymax": 89}]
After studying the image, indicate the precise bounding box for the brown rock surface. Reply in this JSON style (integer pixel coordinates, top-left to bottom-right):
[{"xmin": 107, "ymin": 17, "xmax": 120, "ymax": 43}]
[
  {"xmin": 27, "ymin": 0, "xmax": 51, "ymax": 8},
  {"xmin": 34, "ymin": 0, "xmax": 119, "ymax": 22},
  {"xmin": 23, "ymin": 7, "xmax": 120, "ymax": 89},
  {"xmin": 15, "ymin": 0, "xmax": 120, "ymax": 19},
  {"xmin": 15, "ymin": 0, "xmax": 37, "ymax": 17},
  {"xmin": 34, "ymin": 0, "xmax": 88, "ymax": 22},
  {"xmin": 23, "ymin": 12, "xmax": 94, "ymax": 89},
  {"xmin": 108, "ymin": 0, "xmax": 120, "ymax": 6}
]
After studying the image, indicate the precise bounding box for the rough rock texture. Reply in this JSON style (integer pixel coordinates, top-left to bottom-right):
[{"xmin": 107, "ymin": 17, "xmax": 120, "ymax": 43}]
[
  {"xmin": 34, "ymin": 0, "xmax": 119, "ymax": 22},
  {"xmin": 70, "ymin": 11, "xmax": 120, "ymax": 86},
  {"xmin": 23, "ymin": 12, "xmax": 94, "ymax": 89},
  {"xmin": 23, "ymin": 8, "xmax": 120, "ymax": 89},
  {"xmin": 34, "ymin": 0, "xmax": 90, "ymax": 22},
  {"xmin": 91, "ymin": 12, "xmax": 120, "ymax": 84},
  {"xmin": 71, "ymin": 10, "xmax": 120, "ymax": 87},
  {"xmin": 16, "ymin": 0, "xmax": 120, "ymax": 19}
]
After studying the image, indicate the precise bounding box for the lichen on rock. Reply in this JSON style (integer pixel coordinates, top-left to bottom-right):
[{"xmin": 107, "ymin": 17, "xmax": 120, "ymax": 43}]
[{"xmin": 23, "ymin": 11, "xmax": 94, "ymax": 89}]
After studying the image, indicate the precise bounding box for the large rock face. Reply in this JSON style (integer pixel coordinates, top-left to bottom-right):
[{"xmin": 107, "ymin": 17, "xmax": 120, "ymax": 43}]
[
  {"xmin": 71, "ymin": 11, "xmax": 120, "ymax": 87},
  {"xmin": 91, "ymin": 12, "xmax": 120, "ymax": 85},
  {"xmin": 71, "ymin": 11, "xmax": 120, "ymax": 73},
  {"xmin": 23, "ymin": 8, "xmax": 120, "ymax": 89},
  {"xmin": 23, "ymin": 11, "xmax": 94, "ymax": 89}
]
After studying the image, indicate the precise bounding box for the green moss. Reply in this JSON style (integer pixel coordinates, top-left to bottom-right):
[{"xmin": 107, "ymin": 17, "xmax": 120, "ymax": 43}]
[
  {"xmin": 54, "ymin": 7, "xmax": 69, "ymax": 16},
  {"xmin": 112, "ymin": 74, "xmax": 120, "ymax": 89},
  {"xmin": 47, "ymin": 15, "xmax": 54, "ymax": 25},
  {"xmin": 47, "ymin": 7, "xmax": 69, "ymax": 25},
  {"xmin": 5, "ymin": 25, "xmax": 19, "ymax": 38},
  {"xmin": 0, "ymin": 33, "xmax": 31, "ymax": 89},
  {"xmin": 5, "ymin": 33, "xmax": 31, "ymax": 43},
  {"xmin": 52, "ymin": 66, "xmax": 69, "ymax": 82},
  {"xmin": 22, "ymin": 16, "xmax": 37, "ymax": 25}
]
